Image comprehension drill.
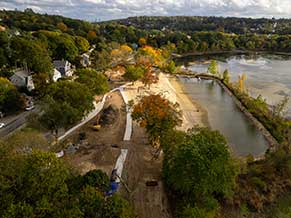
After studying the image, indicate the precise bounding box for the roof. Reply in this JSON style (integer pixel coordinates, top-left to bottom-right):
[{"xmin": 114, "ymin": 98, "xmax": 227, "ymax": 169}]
[
  {"xmin": 53, "ymin": 60, "xmax": 70, "ymax": 68},
  {"xmin": 82, "ymin": 53, "xmax": 90, "ymax": 58},
  {"xmin": 12, "ymin": 69, "xmax": 31, "ymax": 79}
]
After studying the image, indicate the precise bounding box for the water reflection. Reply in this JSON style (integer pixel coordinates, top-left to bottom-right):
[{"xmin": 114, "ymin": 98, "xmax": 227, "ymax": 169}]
[
  {"xmin": 179, "ymin": 78, "xmax": 268, "ymax": 157},
  {"xmin": 179, "ymin": 54, "xmax": 291, "ymax": 116}
]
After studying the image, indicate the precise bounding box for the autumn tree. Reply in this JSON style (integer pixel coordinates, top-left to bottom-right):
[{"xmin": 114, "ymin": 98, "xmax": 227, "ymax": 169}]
[
  {"xmin": 57, "ymin": 22, "xmax": 68, "ymax": 32},
  {"xmin": 238, "ymin": 73, "xmax": 247, "ymax": 92},
  {"xmin": 110, "ymin": 44, "xmax": 133, "ymax": 64},
  {"xmin": 138, "ymin": 37, "xmax": 147, "ymax": 47},
  {"xmin": 141, "ymin": 70, "xmax": 159, "ymax": 88},
  {"xmin": 87, "ymin": 30, "xmax": 97, "ymax": 42},
  {"xmin": 132, "ymin": 94, "xmax": 182, "ymax": 145},
  {"xmin": 138, "ymin": 45, "xmax": 164, "ymax": 67}
]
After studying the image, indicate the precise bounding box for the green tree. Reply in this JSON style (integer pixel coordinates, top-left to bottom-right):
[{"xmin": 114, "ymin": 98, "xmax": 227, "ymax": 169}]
[
  {"xmin": 180, "ymin": 206, "xmax": 215, "ymax": 218},
  {"xmin": 222, "ymin": 69, "xmax": 230, "ymax": 83},
  {"xmin": 76, "ymin": 69, "xmax": 109, "ymax": 95},
  {"xmin": 74, "ymin": 36, "xmax": 90, "ymax": 53},
  {"xmin": 10, "ymin": 37, "xmax": 53, "ymax": 74},
  {"xmin": 208, "ymin": 60, "xmax": 218, "ymax": 75},
  {"xmin": 0, "ymin": 48, "xmax": 8, "ymax": 68},
  {"xmin": 163, "ymin": 60, "xmax": 176, "ymax": 74},
  {"xmin": 164, "ymin": 127, "xmax": 237, "ymax": 200},
  {"xmin": 0, "ymin": 77, "xmax": 24, "ymax": 113},
  {"xmin": 124, "ymin": 65, "xmax": 145, "ymax": 84},
  {"xmin": 39, "ymin": 81, "xmax": 94, "ymax": 139}
]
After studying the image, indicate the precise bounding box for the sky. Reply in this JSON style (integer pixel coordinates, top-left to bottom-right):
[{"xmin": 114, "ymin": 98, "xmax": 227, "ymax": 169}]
[{"xmin": 0, "ymin": 0, "xmax": 291, "ymax": 21}]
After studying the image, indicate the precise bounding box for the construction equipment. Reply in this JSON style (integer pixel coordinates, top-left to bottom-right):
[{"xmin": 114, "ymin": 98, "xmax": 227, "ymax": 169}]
[
  {"xmin": 91, "ymin": 114, "xmax": 101, "ymax": 131},
  {"xmin": 91, "ymin": 124, "xmax": 101, "ymax": 131}
]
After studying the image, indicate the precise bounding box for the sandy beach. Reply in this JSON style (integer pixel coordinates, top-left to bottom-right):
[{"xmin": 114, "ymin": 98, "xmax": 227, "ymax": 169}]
[{"xmin": 123, "ymin": 73, "xmax": 208, "ymax": 131}]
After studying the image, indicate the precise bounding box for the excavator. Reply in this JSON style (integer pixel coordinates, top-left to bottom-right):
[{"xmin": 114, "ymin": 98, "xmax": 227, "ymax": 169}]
[{"xmin": 91, "ymin": 114, "xmax": 101, "ymax": 131}]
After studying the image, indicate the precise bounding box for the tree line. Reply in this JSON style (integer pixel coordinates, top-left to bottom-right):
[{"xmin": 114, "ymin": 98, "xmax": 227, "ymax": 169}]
[{"xmin": 114, "ymin": 16, "xmax": 291, "ymax": 35}]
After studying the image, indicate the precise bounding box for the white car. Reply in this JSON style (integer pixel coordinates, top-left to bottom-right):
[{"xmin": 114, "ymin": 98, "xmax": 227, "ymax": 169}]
[{"xmin": 0, "ymin": 123, "xmax": 5, "ymax": 129}]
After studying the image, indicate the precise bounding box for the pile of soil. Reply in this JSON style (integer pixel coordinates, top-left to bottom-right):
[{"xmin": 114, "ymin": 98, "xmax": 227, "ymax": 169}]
[{"xmin": 99, "ymin": 105, "xmax": 119, "ymax": 126}]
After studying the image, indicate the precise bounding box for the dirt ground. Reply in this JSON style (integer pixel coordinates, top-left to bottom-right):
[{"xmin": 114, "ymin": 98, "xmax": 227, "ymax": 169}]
[
  {"xmin": 63, "ymin": 90, "xmax": 172, "ymax": 218},
  {"xmin": 121, "ymin": 123, "xmax": 172, "ymax": 218},
  {"xmin": 64, "ymin": 91, "xmax": 126, "ymax": 175}
]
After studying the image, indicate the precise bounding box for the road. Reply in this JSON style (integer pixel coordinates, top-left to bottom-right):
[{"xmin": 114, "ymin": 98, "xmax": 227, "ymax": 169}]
[{"xmin": 0, "ymin": 107, "xmax": 39, "ymax": 138}]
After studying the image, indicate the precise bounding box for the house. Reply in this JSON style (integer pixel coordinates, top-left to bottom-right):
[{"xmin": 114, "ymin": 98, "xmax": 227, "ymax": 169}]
[
  {"xmin": 52, "ymin": 68, "xmax": 62, "ymax": 82},
  {"xmin": 53, "ymin": 60, "xmax": 73, "ymax": 77},
  {"xmin": 80, "ymin": 45, "xmax": 95, "ymax": 67},
  {"xmin": 10, "ymin": 69, "xmax": 35, "ymax": 91},
  {"xmin": 80, "ymin": 53, "xmax": 91, "ymax": 67}
]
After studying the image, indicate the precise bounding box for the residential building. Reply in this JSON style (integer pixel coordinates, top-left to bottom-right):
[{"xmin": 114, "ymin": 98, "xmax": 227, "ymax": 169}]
[
  {"xmin": 10, "ymin": 69, "xmax": 35, "ymax": 91},
  {"xmin": 52, "ymin": 68, "xmax": 62, "ymax": 82},
  {"xmin": 53, "ymin": 60, "xmax": 73, "ymax": 77},
  {"xmin": 81, "ymin": 53, "xmax": 91, "ymax": 67}
]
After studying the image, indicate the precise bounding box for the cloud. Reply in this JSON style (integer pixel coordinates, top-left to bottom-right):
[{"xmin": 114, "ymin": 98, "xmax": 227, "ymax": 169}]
[{"xmin": 0, "ymin": 0, "xmax": 291, "ymax": 21}]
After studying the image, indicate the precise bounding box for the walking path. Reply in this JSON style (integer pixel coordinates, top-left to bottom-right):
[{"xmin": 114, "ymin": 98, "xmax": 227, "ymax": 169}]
[
  {"xmin": 118, "ymin": 86, "xmax": 132, "ymax": 141},
  {"xmin": 58, "ymin": 94, "xmax": 108, "ymax": 141},
  {"xmin": 57, "ymin": 86, "xmax": 134, "ymax": 142}
]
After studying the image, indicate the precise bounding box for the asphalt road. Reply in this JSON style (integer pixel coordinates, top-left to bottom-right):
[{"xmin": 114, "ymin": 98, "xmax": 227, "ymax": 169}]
[{"xmin": 0, "ymin": 107, "xmax": 39, "ymax": 138}]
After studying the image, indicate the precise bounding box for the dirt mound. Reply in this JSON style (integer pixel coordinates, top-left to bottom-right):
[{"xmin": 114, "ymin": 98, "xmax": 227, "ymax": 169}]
[{"xmin": 99, "ymin": 105, "xmax": 119, "ymax": 126}]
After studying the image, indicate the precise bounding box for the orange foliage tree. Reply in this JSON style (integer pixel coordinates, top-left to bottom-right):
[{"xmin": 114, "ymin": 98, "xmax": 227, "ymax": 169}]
[
  {"xmin": 238, "ymin": 73, "xmax": 247, "ymax": 92},
  {"xmin": 132, "ymin": 94, "xmax": 182, "ymax": 145},
  {"xmin": 138, "ymin": 37, "xmax": 147, "ymax": 47},
  {"xmin": 141, "ymin": 70, "xmax": 159, "ymax": 88},
  {"xmin": 110, "ymin": 44, "xmax": 133, "ymax": 62},
  {"xmin": 57, "ymin": 22, "xmax": 68, "ymax": 32},
  {"xmin": 87, "ymin": 30, "xmax": 97, "ymax": 42},
  {"xmin": 138, "ymin": 45, "xmax": 164, "ymax": 66}
]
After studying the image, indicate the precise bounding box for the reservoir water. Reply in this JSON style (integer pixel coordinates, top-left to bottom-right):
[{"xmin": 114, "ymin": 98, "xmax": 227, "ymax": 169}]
[
  {"xmin": 178, "ymin": 77, "xmax": 269, "ymax": 157},
  {"xmin": 179, "ymin": 54, "xmax": 291, "ymax": 117}
]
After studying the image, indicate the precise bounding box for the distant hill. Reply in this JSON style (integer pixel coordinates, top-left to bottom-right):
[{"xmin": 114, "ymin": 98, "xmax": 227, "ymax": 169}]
[
  {"xmin": 108, "ymin": 16, "xmax": 291, "ymax": 35},
  {"xmin": 0, "ymin": 9, "xmax": 97, "ymax": 37}
]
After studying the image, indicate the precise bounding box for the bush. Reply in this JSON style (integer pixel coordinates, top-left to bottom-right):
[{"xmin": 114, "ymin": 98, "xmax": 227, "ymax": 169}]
[
  {"xmin": 82, "ymin": 169, "xmax": 110, "ymax": 192},
  {"xmin": 179, "ymin": 206, "xmax": 215, "ymax": 218}
]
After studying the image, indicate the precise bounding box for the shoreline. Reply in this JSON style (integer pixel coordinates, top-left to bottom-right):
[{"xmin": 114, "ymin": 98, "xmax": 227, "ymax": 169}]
[
  {"xmin": 172, "ymin": 50, "xmax": 291, "ymax": 58},
  {"xmin": 167, "ymin": 75, "xmax": 210, "ymax": 129},
  {"xmin": 175, "ymin": 73, "xmax": 279, "ymax": 150},
  {"xmin": 121, "ymin": 73, "xmax": 209, "ymax": 132}
]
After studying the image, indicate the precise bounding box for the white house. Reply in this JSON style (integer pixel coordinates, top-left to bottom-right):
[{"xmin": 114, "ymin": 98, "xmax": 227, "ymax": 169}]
[
  {"xmin": 52, "ymin": 68, "xmax": 62, "ymax": 82},
  {"xmin": 10, "ymin": 69, "xmax": 35, "ymax": 91},
  {"xmin": 53, "ymin": 60, "xmax": 73, "ymax": 77},
  {"xmin": 80, "ymin": 45, "xmax": 95, "ymax": 67}
]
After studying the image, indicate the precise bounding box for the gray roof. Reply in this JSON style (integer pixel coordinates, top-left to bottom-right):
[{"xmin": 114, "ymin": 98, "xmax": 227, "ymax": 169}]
[
  {"xmin": 12, "ymin": 69, "xmax": 31, "ymax": 79},
  {"xmin": 53, "ymin": 60, "xmax": 70, "ymax": 68}
]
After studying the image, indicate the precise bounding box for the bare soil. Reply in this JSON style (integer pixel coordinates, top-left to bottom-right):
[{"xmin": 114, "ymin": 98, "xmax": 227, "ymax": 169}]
[
  {"xmin": 64, "ymin": 91, "xmax": 126, "ymax": 175},
  {"xmin": 63, "ymin": 91, "xmax": 172, "ymax": 218},
  {"xmin": 121, "ymin": 123, "xmax": 172, "ymax": 218}
]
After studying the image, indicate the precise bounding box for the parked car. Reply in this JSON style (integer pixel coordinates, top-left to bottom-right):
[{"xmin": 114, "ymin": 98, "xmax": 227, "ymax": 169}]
[{"xmin": 0, "ymin": 123, "xmax": 5, "ymax": 129}]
